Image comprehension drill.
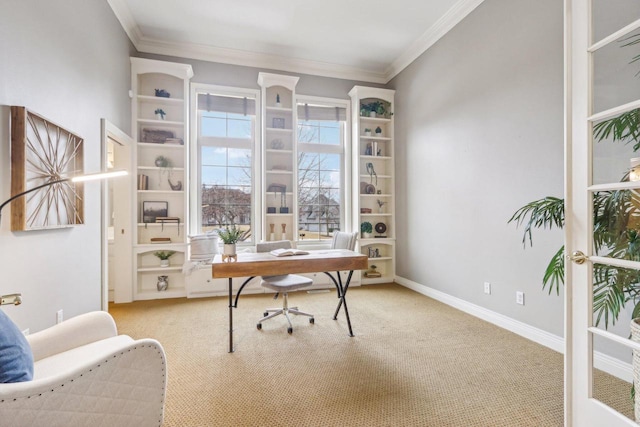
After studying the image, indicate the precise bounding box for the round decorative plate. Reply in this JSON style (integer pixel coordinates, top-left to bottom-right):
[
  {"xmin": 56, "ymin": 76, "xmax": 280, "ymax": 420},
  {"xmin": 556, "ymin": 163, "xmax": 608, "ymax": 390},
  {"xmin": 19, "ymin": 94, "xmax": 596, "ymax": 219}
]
[{"xmin": 375, "ymin": 222, "xmax": 387, "ymax": 234}]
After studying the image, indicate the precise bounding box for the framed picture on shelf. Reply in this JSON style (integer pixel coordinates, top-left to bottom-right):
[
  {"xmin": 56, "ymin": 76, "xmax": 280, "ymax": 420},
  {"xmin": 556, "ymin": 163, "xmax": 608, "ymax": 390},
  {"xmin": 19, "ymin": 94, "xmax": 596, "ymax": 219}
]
[
  {"xmin": 272, "ymin": 118, "xmax": 285, "ymax": 129},
  {"xmin": 142, "ymin": 201, "xmax": 168, "ymax": 223}
]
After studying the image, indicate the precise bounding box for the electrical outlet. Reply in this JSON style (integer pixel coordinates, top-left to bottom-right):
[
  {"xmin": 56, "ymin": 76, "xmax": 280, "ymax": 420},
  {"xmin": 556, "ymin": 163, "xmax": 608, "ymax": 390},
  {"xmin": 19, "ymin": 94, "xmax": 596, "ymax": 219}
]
[
  {"xmin": 56, "ymin": 309, "xmax": 64, "ymax": 324},
  {"xmin": 516, "ymin": 291, "xmax": 525, "ymax": 305},
  {"xmin": 483, "ymin": 282, "xmax": 491, "ymax": 295}
]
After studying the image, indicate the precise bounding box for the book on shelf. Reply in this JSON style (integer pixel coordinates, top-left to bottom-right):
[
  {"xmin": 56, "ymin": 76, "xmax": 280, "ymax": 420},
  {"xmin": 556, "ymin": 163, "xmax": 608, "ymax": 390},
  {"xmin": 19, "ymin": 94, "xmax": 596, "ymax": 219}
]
[
  {"xmin": 150, "ymin": 237, "xmax": 172, "ymax": 244},
  {"xmin": 270, "ymin": 248, "xmax": 309, "ymax": 257}
]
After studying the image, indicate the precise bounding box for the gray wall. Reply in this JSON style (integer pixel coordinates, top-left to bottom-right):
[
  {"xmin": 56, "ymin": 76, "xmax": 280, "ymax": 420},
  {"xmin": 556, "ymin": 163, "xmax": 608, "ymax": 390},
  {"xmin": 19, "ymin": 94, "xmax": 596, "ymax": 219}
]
[
  {"xmin": 389, "ymin": 0, "xmax": 566, "ymax": 336},
  {"xmin": 136, "ymin": 53, "xmax": 384, "ymax": 99},
  {"xmin": 0, "ymin": 0, "xmax": 133, "ymax": 332}
]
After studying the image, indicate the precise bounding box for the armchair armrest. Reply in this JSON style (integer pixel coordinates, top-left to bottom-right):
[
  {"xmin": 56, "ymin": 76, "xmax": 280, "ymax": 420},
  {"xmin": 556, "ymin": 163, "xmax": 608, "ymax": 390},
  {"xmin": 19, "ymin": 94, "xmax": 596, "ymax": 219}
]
[
  {"xmin": 0, "ymin": 338, "xmax": 166, "ymax": 426},
  {"xmin": 27, "ymin": 311, "xmax": 118, "ymax": 361}
]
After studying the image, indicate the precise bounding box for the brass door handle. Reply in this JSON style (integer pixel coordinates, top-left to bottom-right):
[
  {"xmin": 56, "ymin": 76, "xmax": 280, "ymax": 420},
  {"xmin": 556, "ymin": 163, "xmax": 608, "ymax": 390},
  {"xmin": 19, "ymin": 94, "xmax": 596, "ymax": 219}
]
[{"xmin": 568, "ymin": 250, "xmax": 588, "ymax": 265}]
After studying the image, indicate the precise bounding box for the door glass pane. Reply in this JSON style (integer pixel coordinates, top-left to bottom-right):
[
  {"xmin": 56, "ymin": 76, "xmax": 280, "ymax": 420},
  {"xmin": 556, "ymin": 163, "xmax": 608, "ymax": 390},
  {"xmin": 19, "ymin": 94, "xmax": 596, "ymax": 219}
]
[
  {"xmin": 592, "ymin": 0, "xmax": 640, "ymax": 44},
  {"xmin": 590, "ymin": 262, "xmax": 640, "ymax": 424},
  {"xmin": 592, "ymin": 264, "xmax": 639, "ymax": 337},
  {"xmin": 592, "ymin": 112, "xmax": 640, "ymax": 186},
  {"xmin": 591, "ymin": 191, "xmax": 640, "ymax": 262},
  {"xmin": 591, "ymin": 335, "xmax": 635, "ymax": 423},
  {"xmin": 593, "ymin": 34, "xmax": 640, "ymax": 115}
]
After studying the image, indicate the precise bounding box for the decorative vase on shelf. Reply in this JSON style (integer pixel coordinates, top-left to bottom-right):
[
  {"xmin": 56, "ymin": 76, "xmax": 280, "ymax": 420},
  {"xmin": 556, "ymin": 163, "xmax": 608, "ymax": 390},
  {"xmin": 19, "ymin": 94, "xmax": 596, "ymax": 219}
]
[
  {"xmin": 160, "ymin": 259, "xmax": 169, "ymax": 268},
  {"xmin": 364, "ymin": 130, "xmax": 372, "ymax": 137},
  {"xmin": 369, "ymin": 111, "xmax": 376, "ymax": 118},
  {"xmin": 157, "ymin": 275, "xmax": 169, "ymax": 291},
  {"xmin": 281, "ymin": 223, "xmax": 287, "ymax": 240}
]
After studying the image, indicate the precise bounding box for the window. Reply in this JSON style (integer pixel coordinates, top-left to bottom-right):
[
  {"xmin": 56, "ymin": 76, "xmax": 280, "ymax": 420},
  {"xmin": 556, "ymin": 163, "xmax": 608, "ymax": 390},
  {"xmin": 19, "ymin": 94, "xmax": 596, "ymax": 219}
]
[
  {"xmin": 193, "ymin": 86, "xmax": 258, "ymax": 240},
  {"xmin": 296, "ymin": 100, "xmax": 347, "ymax": 242}
]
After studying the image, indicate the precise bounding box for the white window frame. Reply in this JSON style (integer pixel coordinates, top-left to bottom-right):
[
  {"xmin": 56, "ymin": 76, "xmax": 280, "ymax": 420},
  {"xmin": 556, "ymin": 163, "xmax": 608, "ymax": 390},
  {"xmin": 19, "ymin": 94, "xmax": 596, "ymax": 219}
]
[
  {"xmin": 295, "ymin": 95, "xmax": 352, "ymax": 247},
  {"xmin": 190, "ymin": 83, "xmax": 261, "ymax": 244}
]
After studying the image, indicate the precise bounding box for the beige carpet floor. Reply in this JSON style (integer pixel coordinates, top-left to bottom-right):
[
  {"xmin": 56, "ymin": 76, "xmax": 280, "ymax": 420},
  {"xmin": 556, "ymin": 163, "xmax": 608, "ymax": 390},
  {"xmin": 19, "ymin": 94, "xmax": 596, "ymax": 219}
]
[{"xmin": 109, "ymin": 283, "xmax": 632, "ymax": 426}]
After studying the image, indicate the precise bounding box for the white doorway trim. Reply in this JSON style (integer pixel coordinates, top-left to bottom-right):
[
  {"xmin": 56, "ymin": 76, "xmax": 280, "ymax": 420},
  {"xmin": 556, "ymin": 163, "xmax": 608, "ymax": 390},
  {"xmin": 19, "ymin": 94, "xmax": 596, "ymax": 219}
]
[{"xmin": 101, "ymin": 119, "xmax": 133, "ymax": 310}]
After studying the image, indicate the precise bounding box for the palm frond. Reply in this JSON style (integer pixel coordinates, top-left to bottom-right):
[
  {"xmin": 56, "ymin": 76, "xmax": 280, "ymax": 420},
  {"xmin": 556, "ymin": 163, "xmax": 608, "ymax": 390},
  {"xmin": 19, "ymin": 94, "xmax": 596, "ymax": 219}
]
[
  {"xmin": 593, "ymin": 109, "xmax": 640, "ymax": 150},
  {"xmin": 593, "ymin": 265, "xmax": 626, "ymax": 328},
  {"xmin": 508, "ymin": 197, "xmax": 564, "ymax": 247},
  {"xmin": 543, "ymin": 246, "xmax": 565, "ymax": 295}
]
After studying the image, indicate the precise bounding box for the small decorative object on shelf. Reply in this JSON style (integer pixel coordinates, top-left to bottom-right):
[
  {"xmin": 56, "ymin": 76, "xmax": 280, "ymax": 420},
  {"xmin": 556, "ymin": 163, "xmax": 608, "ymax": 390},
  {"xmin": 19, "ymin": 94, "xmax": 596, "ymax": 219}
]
[
  {"xmin": 157, "ymin": 275, "xmax": 169, "ymax": 291},
  {"xmin": 142, "ymin": 128, "xmax": 175, "ymax": 144},
  {"xmin": 269, "ymin": 223, "xmax": 275, "ymax": 241},
  {"xmin": 155, "ymin": 89, "xmax": 170, "ymax": 98},
  {"xmin": 154, "ymin": 108, "xmax": 166, "ymax": 120},
  {"xmin": 375, "ymin": 222, "xmax": 387, "ymax": 237},
  {"xmin": 270, "ymin": 139, "xmax": 284, "ymax": 149},
  {"xmin": 168, "ymin": 178, "xmax": 182, "ymax": 191},
  {"xmin": 272, "ymin": 117, "xmax": 285, "ymax": 129},
  {"xmin": 364, "ymin": 265, "xmax": 381, "ymax": 278},
  {"xmin": 281, "ymin": 223, "xmax": 287, "ymax": 240},
  {"xmin": 375, "ymin": 126, "xmax": 382, "ymax": 136},
  {"xmin": 376, "ymin": 199, "xmax": 386, "ymax": 213},
  {"xmin": 360, "ymin": 208, "xmax": 372, "ymax": 214},
  {"xmin": 156, "ymin": 216, "xmax": 181, "ymax": 233},
  {"xmin": 364, "ymin": 128, "xmax": 372, "ymax": 136},
  {"xmin": 361, "ymin": 221, "xmax": 373, "ymax": 238},
  {"xmin": 151, "ymin": 237, "xmax": 172, "ymax": 244},
  {"xmin": 143, "ymin": 201, "xmax": 168, "ymax": 224},
  {"xmin": 276, "ymin": 93, "xmax": 281, "ymax": 107},
  {"xmin": 154, "ymin": 250, "xmax": 176, "ymax": 267},
  {"xmin": 155, "ymin": 155, "xmax": 170, "ymax": 168}
]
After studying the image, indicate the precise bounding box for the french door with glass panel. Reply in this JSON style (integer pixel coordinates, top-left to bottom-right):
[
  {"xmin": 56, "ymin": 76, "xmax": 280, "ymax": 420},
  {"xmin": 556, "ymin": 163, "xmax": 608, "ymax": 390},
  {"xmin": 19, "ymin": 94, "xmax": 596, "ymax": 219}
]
[{"xmin": 567, "ymin": 1, "xmax": 640, "ymax": 425}]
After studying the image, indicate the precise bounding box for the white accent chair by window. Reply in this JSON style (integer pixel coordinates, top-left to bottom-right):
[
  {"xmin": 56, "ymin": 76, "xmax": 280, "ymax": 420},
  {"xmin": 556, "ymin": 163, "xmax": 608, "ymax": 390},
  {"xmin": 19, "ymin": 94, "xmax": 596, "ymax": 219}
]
[
  {"xmin": 256, "ymin": 240, "xmax": 314, "ymax": 334},
  {"xmin": 0, "ymin": 311, "xmax": 167, "ymax": 427},
  {"xmin": 331, "ymin": 231, "xmax": 358, "ymax": 251}
]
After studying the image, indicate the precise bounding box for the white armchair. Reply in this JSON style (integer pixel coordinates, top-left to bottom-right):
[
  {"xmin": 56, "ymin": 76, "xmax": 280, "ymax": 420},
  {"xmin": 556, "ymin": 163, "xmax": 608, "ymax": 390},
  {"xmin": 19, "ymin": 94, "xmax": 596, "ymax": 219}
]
[{"xmin": 0, "ymin": 311, "xmax": 166, "ymax": 427}]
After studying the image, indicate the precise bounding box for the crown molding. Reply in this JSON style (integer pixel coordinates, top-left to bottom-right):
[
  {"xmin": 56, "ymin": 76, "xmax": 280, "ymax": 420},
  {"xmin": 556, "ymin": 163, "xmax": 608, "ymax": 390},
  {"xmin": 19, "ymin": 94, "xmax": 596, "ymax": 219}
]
[
  {"xmin": 384, "ymin": 0, "xmax": 486, "ymax": 82},
  {"xmin": 108, "ymin": 0, "xmax": 482, "ymax": 85},
  {"xmin": 107, "ymin": 0, "xmax": 143, "ymax": 45},
  {"xmin": 135, "ymin": 37, "xmax": 388, "ymax": 84}
]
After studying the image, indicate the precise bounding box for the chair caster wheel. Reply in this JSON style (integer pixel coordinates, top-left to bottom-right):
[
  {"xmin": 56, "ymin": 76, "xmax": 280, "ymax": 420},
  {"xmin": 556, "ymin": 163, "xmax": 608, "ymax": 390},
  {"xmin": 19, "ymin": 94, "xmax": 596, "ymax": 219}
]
[
  {"xmin": 264, "ymin": 312, "xmax": 268, "ymax": 317},
  {"xmin": 309, "ymin": 318, "xmax": 315, "ymax": 324},
  {"xmin": 287, "ymin": 327, "xmax": 293, "ymax": 334},
  {"xmin": 257, "ymin": 323, "xmax": 262, "ymax": 330}
]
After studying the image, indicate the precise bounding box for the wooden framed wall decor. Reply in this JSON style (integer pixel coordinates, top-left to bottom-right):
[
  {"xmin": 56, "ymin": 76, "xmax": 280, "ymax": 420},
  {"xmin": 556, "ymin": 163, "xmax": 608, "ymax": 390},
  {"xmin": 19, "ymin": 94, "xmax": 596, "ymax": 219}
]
[{"xmin": 10, "ymin": 106, "xmax": 84, "ymax": 231}]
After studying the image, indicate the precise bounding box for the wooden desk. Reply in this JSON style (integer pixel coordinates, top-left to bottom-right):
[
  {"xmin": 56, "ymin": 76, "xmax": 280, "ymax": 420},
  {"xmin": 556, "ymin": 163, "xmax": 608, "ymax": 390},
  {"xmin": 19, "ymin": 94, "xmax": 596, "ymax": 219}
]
[{"xmin": 212, "ymin": 249, "xmax": 368, "ymax": 352}]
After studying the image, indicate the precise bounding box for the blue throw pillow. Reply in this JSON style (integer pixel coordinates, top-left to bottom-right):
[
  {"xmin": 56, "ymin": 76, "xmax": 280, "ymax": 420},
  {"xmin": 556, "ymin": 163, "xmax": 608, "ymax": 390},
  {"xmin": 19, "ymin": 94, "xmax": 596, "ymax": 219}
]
[{"xmin": 0, "ymin": 310, "xmax": 33, "ymax": 382}]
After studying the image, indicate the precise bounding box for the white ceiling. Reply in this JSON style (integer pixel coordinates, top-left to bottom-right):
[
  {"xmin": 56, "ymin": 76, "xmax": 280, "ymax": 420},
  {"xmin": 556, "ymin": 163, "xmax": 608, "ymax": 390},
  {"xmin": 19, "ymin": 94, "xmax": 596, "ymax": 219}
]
[{"xmin": 108, "ymin": 0, "xmax": 484, "ymax": 84}]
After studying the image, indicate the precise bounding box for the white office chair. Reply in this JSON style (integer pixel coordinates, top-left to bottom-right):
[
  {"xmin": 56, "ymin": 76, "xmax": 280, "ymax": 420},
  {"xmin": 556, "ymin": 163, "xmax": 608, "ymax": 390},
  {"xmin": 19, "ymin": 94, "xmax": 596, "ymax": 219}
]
[
  {"xmin": 256, "ymin": 240, "xmax": 314, "ymax": 334},
  {"xmin": 331, "ymin": 231, "xmax": 358, "ymax": 250}
]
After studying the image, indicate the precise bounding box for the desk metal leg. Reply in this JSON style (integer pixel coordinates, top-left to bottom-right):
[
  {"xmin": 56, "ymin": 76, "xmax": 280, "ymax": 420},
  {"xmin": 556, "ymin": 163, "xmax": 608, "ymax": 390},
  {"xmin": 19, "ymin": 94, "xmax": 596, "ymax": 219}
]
[
  {"xmin": 228, "ymin": 278, "xmax": 234, "ymax": 353},
  {"xmin": 333, "ymin": 270, "xmax": 355, "ymax": 337}
]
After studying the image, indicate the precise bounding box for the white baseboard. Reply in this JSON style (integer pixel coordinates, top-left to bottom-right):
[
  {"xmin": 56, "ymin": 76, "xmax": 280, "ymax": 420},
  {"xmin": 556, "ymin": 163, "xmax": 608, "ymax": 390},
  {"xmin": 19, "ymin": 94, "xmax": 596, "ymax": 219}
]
[{"xmin": 394, "ymin": 276, "xmax": 633, "ymax": 383}]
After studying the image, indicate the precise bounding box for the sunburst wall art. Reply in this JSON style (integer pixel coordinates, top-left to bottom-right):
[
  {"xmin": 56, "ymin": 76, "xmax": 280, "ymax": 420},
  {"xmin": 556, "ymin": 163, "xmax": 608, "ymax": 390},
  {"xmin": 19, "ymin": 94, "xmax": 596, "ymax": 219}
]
[{"xmin": 10, "ymin": 106, "xmax": 84, "ymax": 231}]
